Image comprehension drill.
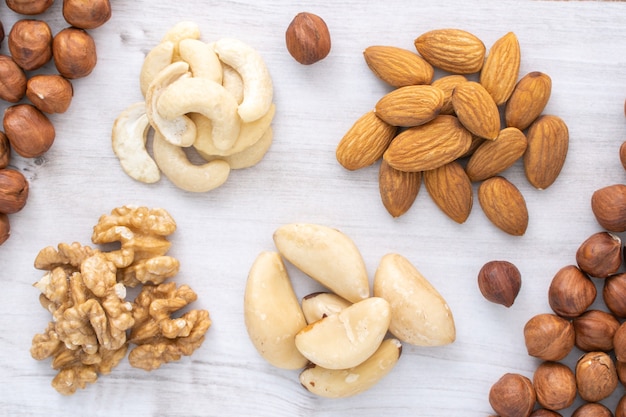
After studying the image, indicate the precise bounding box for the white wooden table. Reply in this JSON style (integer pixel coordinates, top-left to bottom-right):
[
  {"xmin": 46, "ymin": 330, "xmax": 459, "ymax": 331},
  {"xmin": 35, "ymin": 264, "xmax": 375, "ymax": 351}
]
[{"xmin": 2, "ymin": 1, "xmax": 626, "ymax": 415}]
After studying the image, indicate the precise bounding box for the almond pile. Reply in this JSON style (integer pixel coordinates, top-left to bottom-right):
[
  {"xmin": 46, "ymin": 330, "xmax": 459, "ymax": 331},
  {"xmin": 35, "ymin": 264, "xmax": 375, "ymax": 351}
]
[{"xmin": 336, "ymin": 29, "xmax": 569, "ymax": 236}]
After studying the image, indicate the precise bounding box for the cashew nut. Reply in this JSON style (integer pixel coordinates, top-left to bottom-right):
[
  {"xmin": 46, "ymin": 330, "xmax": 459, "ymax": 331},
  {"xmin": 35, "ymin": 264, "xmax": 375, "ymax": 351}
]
[
  {"xmin": 178, "ymin": 39, "xmax": 222, "ymax": 84},
  {"xmin": 145, "ymin": 61, "xmax": 197, "ymax": 147},
  {"xmin": 139, "ymin": 41, "xmax": 174, "ymax": 97},
  {"xmin": 221, "ymin": 63, "xmax": 244, "ymax": 105},
  {"xmin": 111, "ymin": 102, "xmax": 160, "ymax": 183},
  {"xmin": 152, "ymin": 130, "xmax": 230, "ymax": 192},
  {"xmin": 160, "ymin": 21, "xmax": 201, "ymax": 60},
  {"xmin": 198, "ymin": 127, "xmax": 273, "ymax": 170},
  {"xmin": 192, "ymin": 103, "xmax": 275, "ymax": 157},
  {"xmin": 214, "ymin": 38, "xmax": 273, "ymax": 123},
  {"xmin": 156, "ymin": 76, "xmax": 241, "ymax": 151}
]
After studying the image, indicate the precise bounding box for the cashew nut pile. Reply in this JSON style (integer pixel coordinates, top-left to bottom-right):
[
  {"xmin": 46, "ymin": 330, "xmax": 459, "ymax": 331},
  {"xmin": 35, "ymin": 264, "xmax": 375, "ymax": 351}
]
[
  {"xmin": 244, "ymin": 223, "xmax": 456, "ymax": 398},
  {"xmin": 30, "ymin": 205, "xmax": 211, "ymax": 395},
  {"xmin": 112, "ymin": 21, "xmax": 275, "ymax": 192}
]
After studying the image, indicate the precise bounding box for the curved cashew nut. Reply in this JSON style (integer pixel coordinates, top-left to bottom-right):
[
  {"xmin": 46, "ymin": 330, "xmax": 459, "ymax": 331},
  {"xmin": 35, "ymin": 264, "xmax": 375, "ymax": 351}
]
[
  {"xmin": 152, "ymin": 131, "xmax": 230, "ymax": 192},
  {"xmin": 160, "ymin": 21, "xmax": 201, "ymax": 60},
  {"xmin": 139, "ymin": 41, "xmax": 174, "ymax": 97},
  {"xmin": 145, "ymin": 61, "xmax": 197, "ymax": 147},
  {"xmin": 214, "ymin": 38, "xmax": 273, "ymax": 123},
  {"xmin": 192, "ymin": 103, "xmax": 275, "ymax": 157},
  {"xmin": 198, "ymin": 127, "xmax": 273, "ymax": 170},
  {"xmin": 156, "ymin": 76, "xmax": 241, "ymax": 151},
  {"xmin": 178, "ymin": 39, "xmax": 222, "ymax": 84},
  {"xmin": 221, "ymin": 63, "xmax": 244, "ymax": 105},
  {"xmin": 111, "ymin": 102, "xmax": 160, "ymax": 183}
]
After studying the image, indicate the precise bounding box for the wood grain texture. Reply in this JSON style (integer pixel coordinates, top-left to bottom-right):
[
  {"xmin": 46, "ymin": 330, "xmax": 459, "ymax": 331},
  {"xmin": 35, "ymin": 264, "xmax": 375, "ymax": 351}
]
[{"xmin": 1, "ymin": 0, "xmax": 626, "ymax": 415}]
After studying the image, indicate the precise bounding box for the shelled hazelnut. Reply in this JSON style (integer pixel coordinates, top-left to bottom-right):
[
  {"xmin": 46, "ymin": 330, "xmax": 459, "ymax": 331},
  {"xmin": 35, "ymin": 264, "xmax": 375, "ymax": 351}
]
[
  {"xmin": 604, "ymin": 273, "xmax": 626, "ymax": 318},
  {"xmin": 0, "ymin": 54, "xmax": 27, "ymax": 103},
  {"xmin": 571, "ymin": 403, "xmax": 614, "ymax": 417},
  {"xmin": 7, "ymin": 19, "xmax": 53, "ymax": 71},
  {"xmin": 575, "ymin": 351, "xmax": 618, "ymax": 402},
  {"xmin": 285, "ymin": 12, "xmax": 331, "ymax": 65},
  {"xmin": 548, "ymin": 265, "xmax": 596, "ymax": 319},
  {"xmin": 0, "ymin": 213, "xmax": 9, "ymax": 245},
  {"xmin": 6, "ymin": 0, "xmax": 54, "ymax": 15},
  {"xmin": 3, "ymin": 103, "xmax": 55, "ymax": 158},
  {"xmin": 575, "ymin": 231, "xmax": 622, "ymax": 278},
  {"xmin": 572, "ymin": 309, "xmax": 620, "ymax": 352},
  {"xmin": 530, "ymin": 410, "xmax": 563, "ymax": 417},
  {"xmin": 477, "ymin": 260, "xmax": 522, "ymax": 307},
  {"xmin": 0, "ymin": 168, "xmax": 29, "ymax": 214},
  {"xmin": 0, "ymin": 132, "xmax": 9, "ymax": 169},
  {"xmin": 488, "ymin": 373, "xmax": 536, "ymax": 417},
  {"xmin": 26, "ymin": 74, "xmax": 73, "ymax": 114},
  {"xmin": 523, "ymin": 313, "xmax": 575, "ymax": 361},
  {"xmin": 52, "ymin": 27, "xmax": 97, "ymax": 79},
  {"xmin": 532, "ymin": 361, "xmax": 576, "ymax": 411},
  {"xmin": 617, "ymin": 395, "xmax": 626, "ymax": 417},
  {"xmin": 62, "ymin": 0, "xmax": 112, "ymax": 29}
]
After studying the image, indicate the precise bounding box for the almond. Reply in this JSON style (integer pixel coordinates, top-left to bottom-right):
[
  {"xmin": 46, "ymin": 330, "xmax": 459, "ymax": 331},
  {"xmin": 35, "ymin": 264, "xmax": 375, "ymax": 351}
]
[
  {"xmin": 466, "ymin": 127, "xmax": 527, "ymax": 182},
  {"xmin": 431, "ymin": 74, "xmax": 467, "ymax": 115},
  {"xmin": 459, "ymin": 134, "xmax": 486, "ymax": 159},
  {"xmin": 336, "ymin": 111, "xmax": 397, "ymax": 171},
  {"xmin": 379, "ymin": 159, "xmax": 421, "ymax": 218},
  {"xmin": 383, "ymin": 115, "xmax": 472, "ymax": 172},
  {"xmin": 505, "ymin": 71, "xmax": 552, "ymax": 131},
  {"xmin": 363, "ymin": 45, "xmax": 434, "ymax": 87},
  {"xmin": 478, "ymin": 176, "xmax": 529, "ymax": 236},
  {"xmin": 451, "ymin": 81, "xmax": 500, "ymax": 140},
  {"xmin": 480, "ymin": 32, "xmax": 521, "ymax": 105},
  {"xmin": 414, "ymin": 28, "xmax": 486, "ymax": 74},
  {"xmin": 523, "ymin": 114, "xmax": 569, "ymax": 189},
  {"xmin": 375, "ymin": 85, "xmax": 444, "ymax": 127},
  {"xmin": 423, "ymin": 161, "xmax": 473, "ymax": 224}
]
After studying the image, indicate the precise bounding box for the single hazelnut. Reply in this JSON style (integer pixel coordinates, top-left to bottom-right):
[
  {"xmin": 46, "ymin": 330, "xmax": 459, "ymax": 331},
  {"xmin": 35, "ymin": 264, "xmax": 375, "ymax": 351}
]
[
  {"xmin": 576, "ymin": 231, "xmax": 622, "ymax": 278},
  {"xmin": 6, "ymin": 0, "xmax": 54, "ymax": 15},
  {"xmin": 26, "ymin": 74, "xmax": 73, "ymax": 114},
  {"xmin": 8, "ymin": 19, "xmax": 53, "ymax": 71},
  {"xmin": 620, "ymin": 141, "xmax": 626, "ymax": 172},
  {"xmin": 575, "ymin": 351, "xmax": 618, "ymax": 402},
  {"xmin": 523, "ymin": 313, "xmax": 575, "ymax": 361},
  {"xmin": 617, "ymin": 360, "xmax": 626, "ymax": 387},
  {"xmin": 0, "ymin": 213, "xmax": 9, "ymax": 245},
  {"xmin": 617, "ymin": 395, "xmax": 626, "ymax": 417},
  {"xmin": 532, "ymin": 361, "xmax": 576, "ymax": 411},
  {"xmin": 0, "ymin": 168, "xmax": 29, "ymax": 214},
  {"xmin": 285, "ymin": 12, "xmax": 331, "ymax": 65},
  {"xmin": 603, "ymin": 273, "xmax": 626, "ymax": 317},
  {"xmin": 0, "ymin": 21, "xmax": 4, "ymax": 44},
  {"xmin": 0, "ymin": 132, "xmax": 10, "ymax": 169},
  {"xmin": 573, "ymin": 309, "xmax": 620, "ymax": 352},
  {"xmin": 530, "ymin": 410, "xmax": 563, "ymax": 417},
  {"xmin": 571, "ymin": 403, "xmax": 614, "ymax": 417},
  {"xmin": 62, "ymin": 0, "xmax": 111, "ymax": 29},
  {"xmin": 592, "ymin": 184, "xmax": 626, "ymax": 232},
  {"xmin": 0, "ymin": 54, "xmax": 27, "ymax": 103},
  {"xmin": 614, "ymin": 322, "xmax": 626, "ymax": 362},
  {"xmin": 3, "ymin": 104, "xmax": 55, "ymax": 158},
  {"xmin": 52, "ymin": 27, "xmax": 97, "ymax": 79},
  {"xmin": 477, "ymin": 260, "xmax": 522, "ymax": 307},
  {"xmin": 548, "ymin": 265, "xmax": 596, "ymax": 318},
  {"xmin": 488, "ymin": 373, "xmax": 536, "ymax": 417}
]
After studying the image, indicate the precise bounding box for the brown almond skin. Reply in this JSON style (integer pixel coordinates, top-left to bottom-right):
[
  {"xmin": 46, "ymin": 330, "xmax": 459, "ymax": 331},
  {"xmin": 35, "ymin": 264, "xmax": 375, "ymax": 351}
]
[
  {"xmin": 533, "ymin": 361, "xmax": 576, "ymax": 411},
  {"xmin": 572, "ymin": 403, "xmax": 613, "ymax": 417},
  {"xmin": 3, "ymin": 104, "xmax": 55, "ymax": 158},
  {"xmin": 476, "ymin": 260, "xmax": 521, "ymax": 307},
  {"xmin": 0, "ymin": 55, "xmax": 27, "ymax": 103},
  {"xmin": 26, "ymin": 74, "xmax": 74, "ymax": 114},
  {"xmin": 285, "ymin": 12, "xmax": 331, "ymax": 65},
  {"xmin": 0, "ymin": 132, "xmax": 10, "ymax": 169},
  {"xmin": 336, "ymin": 111, "xmax": 397, "ymax": 171},
  {"xmin": 480, "ymin": 32, "xmax": 521, "ymax": 105},
  {"xmin": 591, "ymin": 184, "xmax": 626, "ymax": 232},
  {"xmin": 53, "ymin": 27, "xmax": 97, "ymax": 79},
  {"xmin": 548, "ymin": 265, "xmax": 596, "ymax": 319},
  {"xmin": 575, "ymin": 351, "xmax": 618, "ymax": 402},
  {"xmin": 478, "ymin": 176, "xmax": 529, "ymax": 236},
  {"xmin": 523, "ymin": 114, "xmax": 569, "ymax": 190},
  {"xmin": 604, "ymin": 273, "xmax": 626, "ymax": 318},
  {"xmin": 363, "ymin": 45, "xmax": 434, "ymax": 87},
  {"xmin": 378, "ymin": 160, "xmax": 421, "ymax": 218},
  {"xmin": 414, "ymin": 28, "xmax": 486, "ymax": 74},
  {"xmin": 488, "ymin": 373, "xmax": 536, "ymax": 417},
  {"xmin": 8, "ymin": 19, "xmax": 53, "ymax": 71},
  {"xmin": 0, "ymin": 168, "xmax": 29, "ymax": 214},
  {"xmin": 573, "ymin": 310, "xmax": 620, "ymax": 352},
  {"xmin": 375, "ymin": 85, "xmax": 444, "ymax": 127},
  {"xmin": 6, "ymin": 0, "xmax": 54, "ymax": 15},
  {"xmin": 451, "ymin": 81, "xmax": 500, "ymax": 140},
  {"xmin": 423, "ymin": 161, "xmax": 473, "ymax": 224},
  {"xmin": 62, "ymin": 0, "xmax": 112, "ymax": 29},
  {"xmin": 383, "ymin": 115, "xmax": 472, "ymax": 172},
  {"xmin": 431, "ymin": 74, "xmax": 467, "ymax": 115},
  {"xmin": 524, "ymin": 313, "xmax": 575, "ymax": 361},
  {"xmin": 466, "ymin": 127, "xmax": 527, "ymax": 182},
  {"xmin": 505, "ymin": 71, "xmax": 552, "ymax": 131},
  {"xmin": 575, "ymin": 231, "xmax": 622, "ymax": 278}
]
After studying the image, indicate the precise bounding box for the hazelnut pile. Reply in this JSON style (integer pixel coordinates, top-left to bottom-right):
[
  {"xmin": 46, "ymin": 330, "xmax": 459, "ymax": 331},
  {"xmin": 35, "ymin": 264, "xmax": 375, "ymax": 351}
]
[{"xmin": 0, "ymin": 0, "xmax": 111, "ymax": 245}]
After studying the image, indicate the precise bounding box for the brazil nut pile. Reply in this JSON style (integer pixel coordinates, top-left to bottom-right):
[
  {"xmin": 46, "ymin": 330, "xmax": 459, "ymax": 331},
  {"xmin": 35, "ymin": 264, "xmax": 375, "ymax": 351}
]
[
  {"xmin": 112, "ymin": 21, "xmax": 275, "ymax": 192},
  {"xmin": 244, "ymin": 223, "xmax": 455, "ymax": 398}
]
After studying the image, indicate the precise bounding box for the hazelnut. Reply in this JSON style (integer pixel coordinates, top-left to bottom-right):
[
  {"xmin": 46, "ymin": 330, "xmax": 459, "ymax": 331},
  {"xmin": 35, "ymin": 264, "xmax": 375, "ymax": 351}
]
[
  {"xmin": 591, "ymin": 184, "xmax": 626, "ymax": 233},
  {"xmin": 548, "ymin": 265, "xmax": 596, "ymax": 318},
  {"xmin": 575, "ymin": 351, "xmax": 618, "ymax": 402},
  {"xmin": 0, "ymin": 21, "xmax": 4, "ymax": 44},
  {"xmin": 530, "ymin": 411, "xmax": 563, "ymax": 417},
  {"xmin": 0, "ymin": 168, "xmax": 29, "ymax": 214},
  {"xmin": 0, "ymin": 213, "xmax": 9, "ymax": 245},
  {"xmin": 8, "ymin": 19, "xmax": 53, "ymax": 71},
  {"xmin": 477, "ymin": 260, "xmax": 522, "ymax": 307},
  {"xmin": 524, "ymin": 313, "xmax": 575, "ymax": 361},
  {"xmin": 0, "ymin": 131, "xmax": 10, "ymax": 169},
  {"xmin": 575, "ymin": 231, "xmax": 623, "ymax": 278},
  {"xmin": 603, "ymin": 273, "xmax": 626, "ymax": 318},
  {"xmin": 532, "ymin": 361, "xmax": 576, "ymax": 411},
  {"xmin": 285, "ymin": 12, "xmax": 331, "ymax": 65},
  {"xmin": 620, "ymin": 141, "xmax": 626, "ymax": 172},
  {"xmin": 0, "ymin": 55, "xmax": 27, "ymax": 103},
  {"xmin": 3, "ymin": 104, "xmax": 55, "ymax": 158},
  {"xmin": 488, "ymin": 373, "xmax": 536, "ymax": 417},
  {"xmin": 26, "ymin": 74, "xmax": 73, "ymax": 114},
  {"xmin": 617, "ymin": 395, "xmax": 626, "ymax": 417},
  {"xmin": 6, "ymin": 0, "xmax": 54, "ymax": 15},
  {"xmin": 614, "ymin": 322, "xmax": 626, "ymax": 362},
  {"xmin": 52, "ymin": 27, "xmax": 97, "ymax": 79},
  {"xmin": 62, "ymin": 0, "xmax": 111, "ymax": 29},
  {"xmin": 572, "ymin": 309, "xmax": 620, "ymax": 352},
  {"xmin": 571, "ymin": 403, "xmax": 614, "ymax": 417},
  {"xmin": 617, "ymin": 360, "xmax": 626, "ymax": 387}
]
